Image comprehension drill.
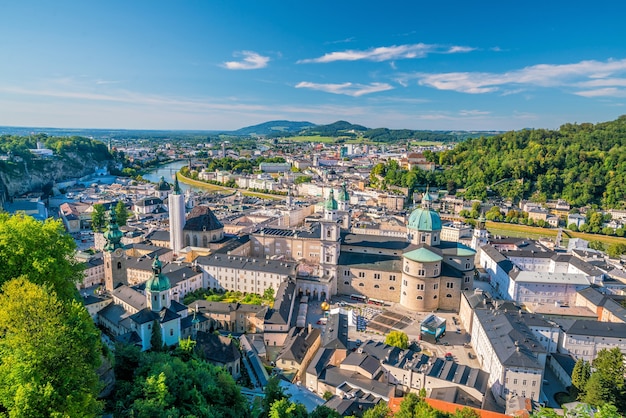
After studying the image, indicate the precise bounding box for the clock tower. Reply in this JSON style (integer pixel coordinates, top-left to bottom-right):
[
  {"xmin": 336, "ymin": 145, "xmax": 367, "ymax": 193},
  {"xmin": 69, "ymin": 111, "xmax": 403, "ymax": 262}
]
[{"xmin": 103, "ymin": 208, "xmax": 127, "ymax": 291}]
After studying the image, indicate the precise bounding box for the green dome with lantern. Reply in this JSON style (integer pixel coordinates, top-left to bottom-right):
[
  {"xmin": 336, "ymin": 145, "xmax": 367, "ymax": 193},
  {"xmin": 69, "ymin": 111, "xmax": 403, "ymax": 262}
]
[
  {"xmin": 146, "ymin": 255, "xmax": 171, "ymax": 293},
  {"xmin": 324, "ymin": 189, "xmax": 339, "ymax": 211}
]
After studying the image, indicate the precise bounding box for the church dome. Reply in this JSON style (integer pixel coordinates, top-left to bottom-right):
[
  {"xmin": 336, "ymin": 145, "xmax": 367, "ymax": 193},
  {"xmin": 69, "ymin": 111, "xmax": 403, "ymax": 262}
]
[
  {"xmin": 155, "ymin": 176, "xmax": 172, "ymax": 191},
  {"xmin": 324, "ymin": 189, "xmax": 338, "ymax": 210},
  {"xmin": 184, "ymin": 206, "xmax": 224, "ymax": 232},
  {"xmin": 407, "ymin": 207, "xmax": 442, "ymax": 232},
  {"xmin": 146, "ymin": 256, "xmax": 171, "ymax": 292},
  {"xmin": 337, "ymin": 183, "xmax": 349, "ymax": 202}
]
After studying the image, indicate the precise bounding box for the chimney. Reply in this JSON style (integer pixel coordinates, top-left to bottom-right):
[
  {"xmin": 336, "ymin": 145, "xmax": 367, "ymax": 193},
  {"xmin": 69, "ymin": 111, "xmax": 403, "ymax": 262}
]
[{"xmin": 308, "ymin": 323, "xmax": 312, "ymax": 334}]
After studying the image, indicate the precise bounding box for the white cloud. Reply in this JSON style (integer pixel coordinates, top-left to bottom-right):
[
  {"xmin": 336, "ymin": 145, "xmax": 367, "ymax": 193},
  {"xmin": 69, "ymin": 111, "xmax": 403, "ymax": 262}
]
[
  {"xmin": 574, "ymin": 88, "xmax": 626, "ymax": 98},
  {"xmin": 298, "ymin": 43, "xmax": 474, "ymax": 64},
  {"xmin": 459, "ymin": 109, "xmax": 491, "ymax": 116},
  {"xmin": 411, "ymin": 58, "xmax": 626, "ymax": 95},
  {"xmin": 295, "ymin": 81, "xmax": 394, "ymax": 97},
  {"xmin": 222, "ymin": 51, "xmax": 270, "ymax": 70}
]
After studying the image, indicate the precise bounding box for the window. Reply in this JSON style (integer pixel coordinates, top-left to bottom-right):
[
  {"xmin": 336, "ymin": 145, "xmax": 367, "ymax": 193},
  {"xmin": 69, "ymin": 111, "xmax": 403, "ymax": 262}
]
[
  {"xmin": 434, "ymin": 269, "xmax": 439, "ymax": 275},
  {"xmin": 465, "ymin": 277, "xmax": 471, "ymax": 283},
  {"xmin": 446, "ymin": 282, "xmax": 454, "ymax": 289},
  {"xmin": 433, "ymin": 295, "xmax": 437, "ymax": 299},
  {"xmin": 532, "ymin": 381, "xmax": 536, "ymax": 387},
  {"xmin": 390, "ymin": 286, "xmax": 395, "ymax": 290},
  {"xmin": 117, "ymin": 262, "xmax": 122, "ymax": 269},
  {"xmin": 403, "ymin": 280, "xmax": 407, "ymax": 286},
  {"xmin": 513, "ymin": 379, "xmax": 518, "ymax": 385},
  {"xmin": 358, "ymin": 283, "xmax": 364, "ymax": 287},
  {"xmin": 421, "ymin": 235, "xmax": 426, "ymax": 242},
  {"xmin": 344, "ymin": 270, "xmax": 350, "ymax": 276},
  {"xmin": 374, "ymin": 273, "xmax": 381, "ymax": 280},
  {"xmin": 446, "ymin": 294, "xmax": 452, "ymax": 298},
  {"xmin": 465, "ymin": 263, "xmax": 471, "ymax": 269},
  {"xmin": 434, "ymin": 283, "xmax": 438, "ymax": 290},
  {"xmin": 418, "ymin": 269, "xmax": 425, "ymax": 276},
  {"xmin": 523, "ymin": 380, "xmax": 527, "ymax": 386},
  {"xmin": 170, "ymin": 329, "xmax": 174, "ymax": 336},
  {"xmin": 417, "ymin": 296, "xmax": 423, "ymax": 300},
  {"xmin": 374, "ymin": 285, "xmax": 380, "ymax": 288},
  {"xmin": 417, "ymin": 284, "xmax": 424, "ymax": 290},
  {"xmin": 404, "ymin": 265, "xmax": 409, "ymax": 273},
  {"xmin": 358, "ymin": 272, "xmax": 366, "ymax": 278},
  {"xmin": 344, "ymin": 281, "xmax": 349, "ymax": 285},
  {"xmin": 389, "ymin": 275, "xmax": 396, "ymax": 281}
]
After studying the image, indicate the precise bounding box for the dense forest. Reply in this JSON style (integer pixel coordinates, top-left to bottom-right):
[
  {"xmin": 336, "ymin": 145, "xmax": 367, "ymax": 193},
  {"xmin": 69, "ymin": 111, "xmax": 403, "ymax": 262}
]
[
  {"xmin": 437, "ymin": 116, "xmax": 626, "ymax": 207},
  {"xmin": 373, "ymin": 116, "xmax": 626, "ymax": 208}
]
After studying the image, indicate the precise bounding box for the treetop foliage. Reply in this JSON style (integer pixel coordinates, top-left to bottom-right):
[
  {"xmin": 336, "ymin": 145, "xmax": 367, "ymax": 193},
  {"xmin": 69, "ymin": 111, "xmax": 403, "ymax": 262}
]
[
  {"xmin": 436, "ymin": 115, "xmax": 626, "ymax": 207},
  {"xmin": 0, "ymin": 278, "xmax": 102, "ymax": 416},
  {"xmin": 0, "ymin": 212, "xmax": 83, "ymax": 302}
]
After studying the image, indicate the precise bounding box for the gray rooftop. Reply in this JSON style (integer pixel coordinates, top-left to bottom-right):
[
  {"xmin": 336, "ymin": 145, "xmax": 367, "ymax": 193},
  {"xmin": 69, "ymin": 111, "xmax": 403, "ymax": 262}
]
[
  {"xmin": 195, "ymin": 254, "xmax": 297, "ymax": 276},
  {"xmin": 474, "ymin": 309, "xmax": 546, "ymax": 369}
]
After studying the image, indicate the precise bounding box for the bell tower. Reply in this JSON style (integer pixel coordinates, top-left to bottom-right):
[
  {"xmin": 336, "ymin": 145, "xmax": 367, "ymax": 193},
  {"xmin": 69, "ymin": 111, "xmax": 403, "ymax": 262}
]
[{"xmin": 103, "ymin": 208, "xmax": 127, "ymax": 291}]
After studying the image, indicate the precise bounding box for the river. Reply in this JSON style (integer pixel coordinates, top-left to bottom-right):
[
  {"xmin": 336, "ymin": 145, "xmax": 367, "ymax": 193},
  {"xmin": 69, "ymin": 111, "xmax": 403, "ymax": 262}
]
[{"xmin": 142, "ymin": 160, "xmax": 195, "ymax": 192}]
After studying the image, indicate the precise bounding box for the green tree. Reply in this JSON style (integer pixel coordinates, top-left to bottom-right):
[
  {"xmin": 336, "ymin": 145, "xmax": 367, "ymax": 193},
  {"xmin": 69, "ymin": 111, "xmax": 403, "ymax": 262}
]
[
  {"xmin": 150, "ymin": 319, "xmax": 163, "ymax": 351},
  {"xmin": 571, "ymin": 358, "xmax": 591, "ymax": 399},
  {"xmin": 115, "ymin": 200, "xmax": 129, "ymax": 226},
  {"xmin": 310, "ymin": 405, "xmax": 341, "ymax": 418},
  {"xmin": 363, "ymin": 401, "xmax": 392, "ymax": 418},
  {"xmin": 91, "ymin": 203, "xmax": 106, "ymax": 232},
  {"xmin": 395, "ymin": 392, "xmax": 421, "ymax": 418},
  {"xmin": 269, "ymin": 398, "xmax": 308, "ymax": 418},
  {"xmin": 607, "ymin": 243, "xmax": 626, "ymax": 258},
  {"xmin": 584, "ymin": 348, "xmax": 626, "ymax": 409},
  {"xmin": 385, "ymin": 330, "xmax": 409, "ymax": 349},
  {"xmin": 589, "ymin": 240, "xmax": 605, "ymax": 251},
  {"xmin": 0, "ymin": 213, "xmax": 82, "ymax": 302},
  {"xmin": 0, "ymin": 278, "xmax": 102, "ymax": 416},
  {"xmin": 322, "ymin": 390, "xmax": 334, "ymax": 401},
  {"xmin": 113, "ymin": 350, "xmax": 248, "ymax": 417},
  {"xmin": 263, "ymin": 375, "xmax": 288, "ymax": 417}
]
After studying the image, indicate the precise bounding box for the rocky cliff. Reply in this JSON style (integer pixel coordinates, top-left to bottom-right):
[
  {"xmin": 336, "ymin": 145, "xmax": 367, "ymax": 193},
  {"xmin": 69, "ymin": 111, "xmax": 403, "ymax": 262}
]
[{"xmin": 0, "ymin": 151, "xmax": 113, "ymax": 198}]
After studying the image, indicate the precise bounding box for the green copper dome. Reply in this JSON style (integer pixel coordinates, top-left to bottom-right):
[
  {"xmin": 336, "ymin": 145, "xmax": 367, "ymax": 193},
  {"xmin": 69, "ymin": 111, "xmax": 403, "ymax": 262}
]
[
  {"xmin": 146, "ymin": 255, "xmax": 171, "ymax": 292},
  {"xmin": 103, "ymin": 208, "xmax": 124, "ymax": 252},
  {"xmin": 337, "ymin": 183, "xmax": 350, "ymax": 202},
  {"xmin": 324, "ymin": 189, "xmax": 338, "ymax": 211},
  {"xmin": 156, "ymin": 176, "xmax": 171, "ymax": 191},
  {"xmin": 407, "ymin": 207, "xmax": 442, "ymax": 232}
]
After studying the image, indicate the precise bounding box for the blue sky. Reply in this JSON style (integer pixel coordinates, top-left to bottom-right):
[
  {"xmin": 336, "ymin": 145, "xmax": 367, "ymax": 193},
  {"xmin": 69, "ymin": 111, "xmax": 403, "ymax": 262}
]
[{"xmin": 1, "ymin": 1, "xmax": 626, "ymax": 131}]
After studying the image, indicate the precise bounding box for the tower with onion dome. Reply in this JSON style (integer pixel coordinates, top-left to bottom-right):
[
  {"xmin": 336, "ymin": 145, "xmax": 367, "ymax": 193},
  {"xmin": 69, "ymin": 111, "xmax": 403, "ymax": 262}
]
[
  {"xmin": 145, "ymin": 255, "xmax": 172, "ymax": 312},
  {"xmin": 103, "ymin": 208, "xmax": 128, "ymax": 291},
  {"xmin": 337, "ymin": 182, "xmax": 351, "ymax": 229}
]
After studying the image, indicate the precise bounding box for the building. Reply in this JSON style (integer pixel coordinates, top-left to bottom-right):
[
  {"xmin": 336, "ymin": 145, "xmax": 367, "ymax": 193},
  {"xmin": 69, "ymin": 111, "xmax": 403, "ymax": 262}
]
[
  {"xmin": 168, "ymin": 177, "xmax": 186, "ymax": 256},
  {"xmin": 559, "ymin": 320, "xmax": 626, "ymax": 362},
  {"xmin": 183, "ymin": 205, "xmax": 225, "ymax": 247},
  {"xmin": 471, "ymin": 309, "xmax": 547, "ymax": 405}
]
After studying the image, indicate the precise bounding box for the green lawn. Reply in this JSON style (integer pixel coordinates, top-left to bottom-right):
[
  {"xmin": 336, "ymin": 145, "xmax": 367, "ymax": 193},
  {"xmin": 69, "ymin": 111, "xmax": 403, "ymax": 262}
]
[{"xmin": 486, "ymin": 221, "xmax": 626, "ymax": 248}]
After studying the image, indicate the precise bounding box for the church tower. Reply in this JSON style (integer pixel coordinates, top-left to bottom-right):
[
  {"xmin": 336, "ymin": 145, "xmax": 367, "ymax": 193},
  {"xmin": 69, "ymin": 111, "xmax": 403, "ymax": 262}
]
[
  {"xmin": 169, "ymin": 176, "xmax": 186, "ymax": 257},
  {"xmin": 337, "ymin": 182, "xmax": 351, "ymax": 229},
  {"xmin": 323, "ymin": 188, "xmax": 339, "ymax": 222},
  {"xmin": 103, "ymin": 208, "xmax": 127, "ymax": 292},
  {"xmin": 471, "ymin": 214, "xmax": 489, "ymax": 250},
  {"xmin": 145, "ymin": 255, "xmax": 172, "ymax": 312}
]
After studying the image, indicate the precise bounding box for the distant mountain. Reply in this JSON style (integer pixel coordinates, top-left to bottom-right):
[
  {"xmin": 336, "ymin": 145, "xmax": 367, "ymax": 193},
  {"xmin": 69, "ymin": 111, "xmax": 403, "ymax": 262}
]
[
  {"xmin": 229, "ymin": 120, "xmax": 315, "ymax": 136},
  {"xmin": 303, "ymin": 120, "xmax": 368, "ymax": 136}
]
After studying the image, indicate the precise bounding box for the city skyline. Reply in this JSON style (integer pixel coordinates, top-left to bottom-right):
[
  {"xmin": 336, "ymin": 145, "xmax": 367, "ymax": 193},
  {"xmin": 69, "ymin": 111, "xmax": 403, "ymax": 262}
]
[{"xmin": 1, "ymin": 1, "xmax": 626, "ymax": 131}]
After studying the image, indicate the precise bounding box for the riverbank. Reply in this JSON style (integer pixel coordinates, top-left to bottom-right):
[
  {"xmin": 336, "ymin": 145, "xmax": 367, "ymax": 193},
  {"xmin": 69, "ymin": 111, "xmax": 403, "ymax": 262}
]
[{"xmin": 175, "ymin": 171, "xmax": 285, "ymax": 200}]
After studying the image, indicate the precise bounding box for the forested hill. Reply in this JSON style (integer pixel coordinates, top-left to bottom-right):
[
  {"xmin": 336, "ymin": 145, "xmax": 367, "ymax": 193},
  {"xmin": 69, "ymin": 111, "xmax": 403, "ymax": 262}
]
[{"xmin": 436, "ymin": 115, "xmax": 626, "ymax": 207}]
